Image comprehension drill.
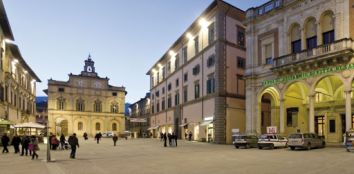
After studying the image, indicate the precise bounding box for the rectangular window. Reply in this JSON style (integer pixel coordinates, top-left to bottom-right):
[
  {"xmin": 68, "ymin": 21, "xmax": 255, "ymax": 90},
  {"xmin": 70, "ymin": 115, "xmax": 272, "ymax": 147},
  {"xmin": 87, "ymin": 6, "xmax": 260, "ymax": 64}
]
[
  {"xmin": 192, "ymin": 65, "xmax": 200, "ymax": 76},
  {"xmin": 292, "ymin": 40, "xmax": 301, "ymax": 53},
  {"xmin": 161, "ymin": 99, "xmax": 165, "ymax": 110},
  {"xmin": 237, "ymin": 57, "xmax": 245, "ymax": 69},
  {"xmin": 207, "ymin": 55, "xmax": 215, "ymax": 68},
  {"xmin": 237, "ymin": 26, "xmax": 245, "ymax": 47},
  {"xmin": 156, "ymin": 102, "xmax": 160, "ymax": 112},
  {"xmin": 151, "ymin": 103, "xmax": 155, "ymax": 113},
  {"xmin": 323, "ymin": 30, "xmax": 335, "ymax": 45},
  {"xmin": 112, "ymin": 92, "xmax": 117, "ymax": 96},
  {"xmin": 167, "ymin": 96, "xmax": 172, "ymax": 108},
  {"xmin": 168, "ymin": 83, "xmax": 171, "ymax": 91},
  {"xmin": 329, "ymin": 119, "xmax": 336, "ymax": 133},
  {"xmin": 194, "ymin": 82, "xmax": 200, "ymax": 99},
  {"xmin": 208, "ymin": 22, "xmax": 215, "ymax": 45},
  {"xmin": 155, "ymin": 91, "xmax": 159, "ymax": 97},
  {"xmin": 264, "ymin": 2, "xmax": 274, "ymax": 12},
  {"xmin": 176, "ymin": 79, "xmax": 179, "ymax": 87},
  {"xmin": 286, "ymin": 108, "xmax": 298, "ymax": 127},
  {"xmin": 182, "ymin": 46, "xmax": 188, "ymax": 63},
  {"xmin": 184, "ymin": 73, "xmax": 188, "ymax": 82},
  {"xmin": 175, "ymin": 92, "xmax": 180, "ymax": 105},
  {"xmin": 58, "ymin": 87, "xmax": 65, "ymax": 92},
  {"xmin": 207, "ymin": 74, "xmax": 215, "ymax": 94},
  {"xmin": 162, "ymin": 87, "xmax": 165, "ymax": 94},
  {"xmin": 162, "ymin": 67, "xmax": 166, "ymax": 80},
  {"xmin": 157, "ymin": 72, "xmax": 160, "ymax": 83},
  {"xmin": 264, "ymin": 43, "xmax": 273, "ymax": 65},
  {"xmin": 175, "ymin": 54, "xmax": 180, "ymax": 69},
  {"xmin": 194, "ymin": 36, "xmax": 199, "ymax": 54},
  {"xmin": 183, "ymin": 86, "xmax": 188, "ymax": 103},
  {"xmin": 307, "ymin": 36, "xmax": 317, "ymax": 50},
  {"xmin": 167, "ymin": 61, "xmax": 171, "ymax": 73}
]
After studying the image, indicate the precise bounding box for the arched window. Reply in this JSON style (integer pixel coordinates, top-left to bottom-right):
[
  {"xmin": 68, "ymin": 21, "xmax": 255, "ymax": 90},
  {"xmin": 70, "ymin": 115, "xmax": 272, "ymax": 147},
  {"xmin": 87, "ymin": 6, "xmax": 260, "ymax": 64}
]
[
  {"xmin": 94, "ymin": 99, "xmax": 102, "ymax": 112},
  {"xmin": 289, "ymin": 23, "xmax": 301, "ymax": 53},
  {"xmin": 95, "ymin": 122, "xmax": 101, "ymax": 131},
  {"xmin": 305, "ymin": 18, "xmax": 317, "ymax": 50},
  {"xmin": 112, "ymin": 123, "xmax": 117, "ymax": 131},
  {"xmin": 57, "ymin": 97, "xmax": 65, "ymax": 110},
  {"xmin": 111, "ymin": 102, "xmax": 118, "ymax": 113},
  {"xmin": 76, "ymin": 98, "xmax": 85, "ymax": 112},
  {"xmin": 321, "ymin": 11, "xmax": 335, "ymax": 45},
  {"xmin": 78, "ymin": 122, "xmax": 83, "ymax": 131}
]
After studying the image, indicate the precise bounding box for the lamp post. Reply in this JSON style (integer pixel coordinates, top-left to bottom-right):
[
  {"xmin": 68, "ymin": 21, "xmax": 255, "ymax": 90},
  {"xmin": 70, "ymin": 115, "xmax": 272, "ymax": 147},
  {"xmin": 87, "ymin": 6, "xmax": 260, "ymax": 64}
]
[{"xmin": 46, "ymin": 121, "xmax": 52, "ymax": 162}]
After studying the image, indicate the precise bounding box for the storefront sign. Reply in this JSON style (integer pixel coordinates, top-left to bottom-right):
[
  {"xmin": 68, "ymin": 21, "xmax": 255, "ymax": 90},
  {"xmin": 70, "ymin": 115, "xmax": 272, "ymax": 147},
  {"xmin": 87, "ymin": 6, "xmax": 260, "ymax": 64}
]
[
  {"xmin": 130, "ymin": 118, "xmax": 147, "ymax": 123},
  {"xmin": 232, "ymin": 129, "xmax": 240, "ymax": 133},
  {"xmin": 267, "ymin": 126, "xmax": 277, "ymax": 134},
  {"xmin": 263, "ymin": 64, "xmax": 354, "ymax": 86},
  {"xmin": 204, "ymin": 116, "xmax": 213, "ymax": 121}
]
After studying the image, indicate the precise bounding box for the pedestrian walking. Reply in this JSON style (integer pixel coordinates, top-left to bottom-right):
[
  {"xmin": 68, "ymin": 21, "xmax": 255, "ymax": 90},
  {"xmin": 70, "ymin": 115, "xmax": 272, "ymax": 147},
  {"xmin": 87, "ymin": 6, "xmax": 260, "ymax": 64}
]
[
  {"xmin": 1, "ymin": 133, "xmax": 10, "ymax": 153},
  {"xmin": 168, "ymin": 133, "xmax": 172, "ymax": 146},
  {"xmin": 173, "ymin": 132, "xmax": 178, "ymax": 147},
  {"xmin": 30, "ymin": 136, "xmax": 39, "ymax": 160},
  {"xmin": 68, "ymin": 133, "xmax": 79, "ymax": 159},
  {"xmin": 95, "ymin": 133, "xmax": 100, "ymax": 144},
  {"xmin": 11, "ymin": 135, "xmax": 21, "ymax": 153},
  {"xmin": 60, "ymin": 134, "xmax": 66, "ymax": 150},
  {"xmin": 160, "ymin": 132, "xmax": 163, "ymax": 141},
  {"xmin": 83, "ymin": 132, "xmax": 88, "ymax": 140},
  {"xmin": 113, "ymin": 134, "xmax": 118, "ymax": 146},
  {"xmin": 163, "ymin": 133, "xmax": 167, "ymax": 147},
  {"xmin": 21, "ymin": 135, "xmax": 30, "ymax": 156},
  {"xmin": 188, "ymin": 131, "xmax": 192, "ymax": 141}
]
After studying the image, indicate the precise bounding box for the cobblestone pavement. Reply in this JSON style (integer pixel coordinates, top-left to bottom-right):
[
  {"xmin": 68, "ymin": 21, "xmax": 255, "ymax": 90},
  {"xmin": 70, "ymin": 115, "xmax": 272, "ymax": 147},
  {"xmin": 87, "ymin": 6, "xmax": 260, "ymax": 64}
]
[{"xmin": 1, "ymin": 138, "xmax": 354, "ymax": 174}]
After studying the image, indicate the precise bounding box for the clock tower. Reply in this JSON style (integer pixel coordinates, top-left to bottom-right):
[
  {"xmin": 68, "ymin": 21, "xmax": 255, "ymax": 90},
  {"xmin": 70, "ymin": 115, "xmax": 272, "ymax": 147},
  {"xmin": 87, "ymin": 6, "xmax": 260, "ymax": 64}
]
[{"xmin": 81, "ymin": 54, "xmax": 98, "ymax": 77}]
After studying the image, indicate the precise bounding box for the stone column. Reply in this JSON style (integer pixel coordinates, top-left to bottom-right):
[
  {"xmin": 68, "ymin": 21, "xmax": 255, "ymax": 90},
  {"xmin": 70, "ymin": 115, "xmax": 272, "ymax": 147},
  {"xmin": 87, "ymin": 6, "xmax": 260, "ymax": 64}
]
[
  {"xmin": 301, "ymin": 27, "xmax": 306, "ymax": 50},
  {"xmin": 309, "ymin": 94, "xmax": 315, "ymax": 133},
  {"xmin": 279, "ymin": 98, "xmax": 285, "ymax": 134},
  {"xmin": 345, "ymin": 90, "xmax": 352, "ymax": 131}
]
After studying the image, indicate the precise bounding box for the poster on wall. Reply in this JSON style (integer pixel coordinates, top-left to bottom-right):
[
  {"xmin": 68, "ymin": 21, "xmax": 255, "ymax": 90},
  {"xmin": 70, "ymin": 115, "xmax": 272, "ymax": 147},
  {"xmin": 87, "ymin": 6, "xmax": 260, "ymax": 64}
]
[{"xmin": 267, "ymin": 126, "xmax": 277, "ymax": 134}]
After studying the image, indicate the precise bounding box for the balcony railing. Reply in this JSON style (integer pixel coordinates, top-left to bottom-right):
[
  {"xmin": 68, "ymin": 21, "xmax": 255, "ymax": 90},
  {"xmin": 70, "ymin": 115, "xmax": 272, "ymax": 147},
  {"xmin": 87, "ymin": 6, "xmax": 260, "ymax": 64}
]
[{"xmin": 273, "ymin": 38, "xmax": 354, "ymax": 69}]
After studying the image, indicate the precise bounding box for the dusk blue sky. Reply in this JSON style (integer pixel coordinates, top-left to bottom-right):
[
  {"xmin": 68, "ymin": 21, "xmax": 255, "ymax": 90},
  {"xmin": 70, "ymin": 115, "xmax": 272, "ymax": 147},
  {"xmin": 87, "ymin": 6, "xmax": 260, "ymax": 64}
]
[{"xmin": 3, "ymin": 0, "xmax": 269, "ymax": 103}]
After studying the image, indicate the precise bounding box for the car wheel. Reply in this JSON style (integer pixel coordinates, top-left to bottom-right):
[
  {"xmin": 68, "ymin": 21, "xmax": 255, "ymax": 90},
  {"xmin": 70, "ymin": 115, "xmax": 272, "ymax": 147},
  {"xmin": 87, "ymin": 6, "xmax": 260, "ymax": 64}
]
[
  {"xmin": 290, "ymin": 146, "xmax": 295, "ymax": 150},
  {"xmin": 235, "ymin": 146, "xmax": 239, "ymax": 149},
  {"xmin": 245, "ymin": 144, "xmax": 250, "ymax": 149},
  {"xmin": 306, "ymin": 143, "xmax": 311, "ymax": 150},
  {"xmin": 258, "ymin": 146, "xmax": 263, "ymax": 149},
  {"xmin": 270, "ymin": 144, "xmax": 274, "ymax": 149}
]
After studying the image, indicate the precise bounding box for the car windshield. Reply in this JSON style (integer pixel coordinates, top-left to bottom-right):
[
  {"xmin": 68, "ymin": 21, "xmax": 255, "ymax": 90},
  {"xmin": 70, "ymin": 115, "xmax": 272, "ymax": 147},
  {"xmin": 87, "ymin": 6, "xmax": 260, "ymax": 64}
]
[
  {"xmin": 260, "ymin": 135, "xmax": 272, "ymax": 139},
  {"xmin": 289, "ymin": 134, "xmax": 302, "ymax": 139},
  {"xmin": 234, "ymin": 136, "xmax": 246, "ymax": 139}
]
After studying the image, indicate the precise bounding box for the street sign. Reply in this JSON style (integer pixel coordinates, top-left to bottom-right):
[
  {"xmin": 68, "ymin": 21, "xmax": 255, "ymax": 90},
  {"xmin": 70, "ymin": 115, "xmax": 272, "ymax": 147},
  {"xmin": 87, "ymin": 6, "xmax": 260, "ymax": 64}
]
[{"xmin": 267, "ymin": 126, "xmax": 277, "ymax": 134}]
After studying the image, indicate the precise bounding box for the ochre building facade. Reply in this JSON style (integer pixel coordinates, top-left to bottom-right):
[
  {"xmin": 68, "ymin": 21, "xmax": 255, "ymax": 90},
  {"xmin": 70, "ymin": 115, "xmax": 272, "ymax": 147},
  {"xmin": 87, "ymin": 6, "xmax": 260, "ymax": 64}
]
[{"xmin": 47, "ymin": 57, "xmax": 126, "ymax": 137}]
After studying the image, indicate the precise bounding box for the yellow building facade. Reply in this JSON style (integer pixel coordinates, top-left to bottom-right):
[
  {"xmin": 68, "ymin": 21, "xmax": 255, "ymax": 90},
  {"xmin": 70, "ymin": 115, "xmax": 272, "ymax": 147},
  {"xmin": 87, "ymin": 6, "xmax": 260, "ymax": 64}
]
[
  {"xmin": 0, "ymin": 1, "xmax": 40, "ymax": 131},
  {"xmin": 46, "ymin": 56, "xmax": 126, "ymax": 137}
]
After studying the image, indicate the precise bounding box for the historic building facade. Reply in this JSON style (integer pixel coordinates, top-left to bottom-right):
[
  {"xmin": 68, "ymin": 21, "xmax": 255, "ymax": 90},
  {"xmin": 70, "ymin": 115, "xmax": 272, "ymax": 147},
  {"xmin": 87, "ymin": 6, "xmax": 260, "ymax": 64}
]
[
  {"xmin": 128, "ymin": 93, "xmax": 150, "ymax": 138},
  {"xmin": 46, "ymin": 56, "xmax": 126, "ymax": 137},
  {"xmin": 147, "ymin": 0, "xmax": 246, "ymax": 144},
  {"xmin": 0, "ymin": 1, "xmax": 40, "ymax": 129},
  {"xmin": 245, "ymin": 0, "xmax": 354, "ymax": 143}
]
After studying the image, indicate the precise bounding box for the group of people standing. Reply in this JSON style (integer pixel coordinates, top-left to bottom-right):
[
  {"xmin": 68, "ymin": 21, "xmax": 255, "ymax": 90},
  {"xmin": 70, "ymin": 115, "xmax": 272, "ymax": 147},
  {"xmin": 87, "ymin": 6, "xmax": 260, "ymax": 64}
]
[
  {"xmin": 160, "ymin": 132, "xmax": 178, "ymax": 147},
  {"xmin": 49, "ymin": 133, "xmax": 67, "ymax": 150},
  {"xmin": 1, "ymin": 133, "xmax": 39, "ymax": 160}
]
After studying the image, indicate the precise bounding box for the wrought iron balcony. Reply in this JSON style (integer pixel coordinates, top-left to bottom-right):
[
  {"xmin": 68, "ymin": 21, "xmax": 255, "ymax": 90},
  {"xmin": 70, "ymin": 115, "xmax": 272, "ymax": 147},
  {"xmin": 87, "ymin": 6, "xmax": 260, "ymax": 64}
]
[{"xmin": 272, "ymin": 38, "xmax": 354, "ymax": 70}]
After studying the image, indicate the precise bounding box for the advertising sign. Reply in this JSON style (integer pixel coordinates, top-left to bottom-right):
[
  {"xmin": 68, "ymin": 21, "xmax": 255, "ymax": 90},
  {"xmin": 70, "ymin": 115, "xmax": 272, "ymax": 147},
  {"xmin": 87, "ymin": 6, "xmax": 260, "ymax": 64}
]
[{"xmin": 266, "ymin": 126, "xmax": 277, "ymax": 134}]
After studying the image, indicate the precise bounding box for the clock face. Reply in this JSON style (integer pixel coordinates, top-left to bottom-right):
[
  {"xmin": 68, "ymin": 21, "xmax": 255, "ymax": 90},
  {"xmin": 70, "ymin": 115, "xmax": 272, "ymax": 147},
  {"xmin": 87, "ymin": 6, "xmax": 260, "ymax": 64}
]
[{"xmin": 87, "ymin": 66, "xmax": 92, "ymax": 72}]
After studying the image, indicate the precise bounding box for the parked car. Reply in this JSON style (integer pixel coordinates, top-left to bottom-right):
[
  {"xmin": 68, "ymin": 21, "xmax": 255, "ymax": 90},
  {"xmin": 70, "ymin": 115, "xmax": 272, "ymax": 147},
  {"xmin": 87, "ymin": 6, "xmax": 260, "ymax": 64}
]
[
  {"xmin": 232, "ymin": 134, "xmax": 258, "ymax": 149},
  {"xmin": 102, "ymin": 131, "xmax": 114, "ymax": 138},
  {"xmin": 288, "ymin": 133, "xmax": 325, "ymax": 150},
  {"xmin": 258, "ymin": 134, "xmax": 288, "ymax": 149}
]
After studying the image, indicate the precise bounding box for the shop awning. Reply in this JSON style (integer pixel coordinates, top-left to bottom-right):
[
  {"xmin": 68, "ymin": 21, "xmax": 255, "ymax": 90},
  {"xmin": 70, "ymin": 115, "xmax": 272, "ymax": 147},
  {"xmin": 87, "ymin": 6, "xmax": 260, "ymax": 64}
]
[
  {"xmin": 14, "ymin": 122, "xmax": 45, "ymax": 129},
  {"xmin": 179, "ymin": 123, "xmax": 188, "ymax": 127},
  {"xmin": 0, "ymin": 119, "xmax": 14, "ymax": 125},
  {"xmin": 147, "ymin": 126, "xmax": 159, "ymax": 130},
  {"xmin": 200, "ymin": 120, "xmax": 213, "ymax": 126}
]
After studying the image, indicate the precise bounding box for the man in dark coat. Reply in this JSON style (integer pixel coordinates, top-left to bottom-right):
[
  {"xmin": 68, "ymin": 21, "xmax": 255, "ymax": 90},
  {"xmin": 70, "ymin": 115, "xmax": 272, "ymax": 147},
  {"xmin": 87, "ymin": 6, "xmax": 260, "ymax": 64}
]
[
  {"xmin": 1, "ymin": 133, "xmax": 10, "ymax": 153},
  {"xmin": 59, "ymin": 134, "xmax": 66, "ymax": 150},
  {"xmin": 173, "ymin": 132, "xmax": 178, "ymax": 147},
  {"xmin": 95, "ymin": 133, "xmax": 100, "ymax": 144},
  {"xmin": 163, "ymin": 133, "xmax": 167, "ymax": 147},
  {"xmin": 68, "ymin": 133, "xmax": 79, "ymax": 159},
  {"xmin": 11, "ymin": 135, "xmax": 21, "ymax": 153},
  {"xmin": 21, "ymin": 135, "xmax": 30, "ymax": 156},
  {"xmin": 112, "ymin": 134, "xmax": 118, "ymax": 146}
]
